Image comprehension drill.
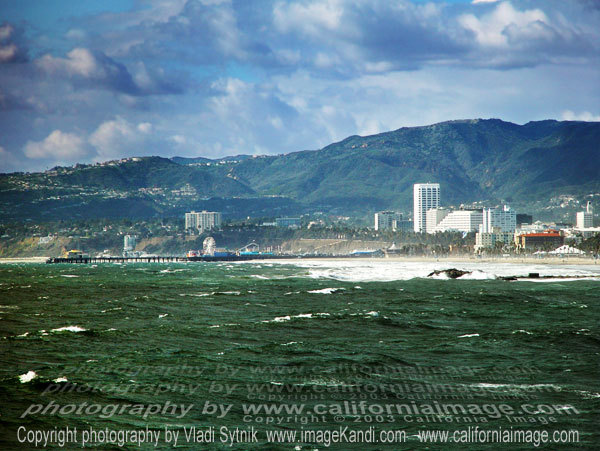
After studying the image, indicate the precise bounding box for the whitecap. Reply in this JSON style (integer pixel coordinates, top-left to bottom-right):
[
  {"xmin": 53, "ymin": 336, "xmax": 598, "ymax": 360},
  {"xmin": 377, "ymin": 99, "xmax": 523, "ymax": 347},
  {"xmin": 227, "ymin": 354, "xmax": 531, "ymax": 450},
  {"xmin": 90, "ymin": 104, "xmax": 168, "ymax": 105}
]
[
  {"xmin": 51, "ymin": 326, "xmax": 87, "ymax": 333},
  {"xmin": 471, "ymin": 383, "xmax": 561, "ymax": 391},
  {"xmin": 459, "ymin": 270, "xmax": 496, "ymax": 280},
  {"xmin": 60, "ymin": 275, "xmax": 79, "ymax": 278},
  {"xmin": 158, "ymin": 314, "xmax": 168, "ymax": 318},
  {"xmin": 307, "ymin": 288, "xmax": 345, "ymax": 294},
  {"xmin": 262, "ymin": 313, "xmax": 330, "ymax": 323},
  {"xmin": 458, "ymin": 333, "xmax": 480, "ymax": 338},
  {"xmin": 512, "ymin": 329, "xmax": 533, "ymax": 334},
  {"xmin": 18, "ymin": 371, "xmax": 37, "ymax": 383},
  {"xmin": 54, "ymin": 377, "xmax": 68, "ymax": 383}
]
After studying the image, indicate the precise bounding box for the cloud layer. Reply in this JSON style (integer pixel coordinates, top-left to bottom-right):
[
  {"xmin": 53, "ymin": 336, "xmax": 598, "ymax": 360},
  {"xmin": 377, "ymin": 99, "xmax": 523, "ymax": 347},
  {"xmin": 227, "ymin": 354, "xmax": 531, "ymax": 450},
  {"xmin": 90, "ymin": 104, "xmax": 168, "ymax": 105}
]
[{"xmin": 0, "ymin": 1, "xmax": 598, "ymax": 171}]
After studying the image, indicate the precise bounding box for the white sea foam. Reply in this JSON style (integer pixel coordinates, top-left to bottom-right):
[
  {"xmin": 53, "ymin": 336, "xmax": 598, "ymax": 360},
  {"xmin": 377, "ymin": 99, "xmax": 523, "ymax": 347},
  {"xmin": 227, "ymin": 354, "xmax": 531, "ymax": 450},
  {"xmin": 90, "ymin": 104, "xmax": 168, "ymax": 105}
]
[
  {"xmin": 158, "ymin": 313, "xmax": 168, "ymax": 318},
  {"xmin": 60, "ymin": 274, "xmax": 79, "ymax": 278},
  {"xmin": 18, "ymin": 371, "xmax": 37, "ymax": 383},
  {"xmin": 458, "ymin": 333, "xmax": 480, "ymax": 338},
  {"xmin": 54, "ymin": 377, "xmax": 68, "ymax": 383},
  {"xmin": 51, "ymin": 326, "xmax": 87, "ymax": 333},
  {"xmin": 209, "ymin": 323, "xmax": 240, "ymax": 328},
  {"xmin": 262, "ymin": 313, "xmax": 331, "ymax": 323},
  {"xmin": 307, "ymin": 288, "xmax": 345, "ymax": 294},
  {"xmin": 513, "ymin": 329, "xmax": 533, "ymax": 334},
  {"xmin": 264, "ymin": 260, "xmax": 600, "ymax": 282},
  {"xmin": 471, "ymin": 383, "xmax": 561, "ymax": 391},
  {"xmin": 459, "ymin": 270, "xmax": 496, "ymax": 280}
]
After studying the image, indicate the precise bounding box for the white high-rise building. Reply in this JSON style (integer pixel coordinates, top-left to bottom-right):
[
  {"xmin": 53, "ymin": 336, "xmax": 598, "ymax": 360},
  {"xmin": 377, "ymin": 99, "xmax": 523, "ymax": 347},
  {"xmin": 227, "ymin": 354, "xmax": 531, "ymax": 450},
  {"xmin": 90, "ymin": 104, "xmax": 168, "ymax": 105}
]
[
  {"xmin": 185, "ymin": 210, "xmax": 222, "ymax": 233},
  {"xmin": 426, "ymin": 208, "xmax": 449, "ymax": 234},
  {"xmin": 123, "ymin": 235, "xmax": 136, "ymax": 252},
  {"xmin": 374, "ymin": 211, "xmax": 403, "ymax": 231},
  {"xmin": 576, "ymin": 202, "xmax": 593, "ymax": 229},
  {"xmin": 434, "ymin": 210, "xmax": 483, "ymax": 233},
  {"xmin": 481, "ymin": 205, "xmax": 516, "ymax": 234},
  {"xmin": 413, "ymin": 183, "xmax": 440, "ymax": 233}
]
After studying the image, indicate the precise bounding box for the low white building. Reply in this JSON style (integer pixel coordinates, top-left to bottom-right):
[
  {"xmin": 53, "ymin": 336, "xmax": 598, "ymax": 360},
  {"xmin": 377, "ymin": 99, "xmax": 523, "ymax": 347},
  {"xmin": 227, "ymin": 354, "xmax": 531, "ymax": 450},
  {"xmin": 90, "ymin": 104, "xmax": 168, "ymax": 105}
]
[
  {"xmin": 475, "ymin": 228, "xmax": 514, "ymax": 251},
  {"xmin": 433, "ymin": 210, "xmax": 483, "ymax": 233},
  {"xmin": 426, "ymin": 208, "xmax": 449, "ymax": 234}
]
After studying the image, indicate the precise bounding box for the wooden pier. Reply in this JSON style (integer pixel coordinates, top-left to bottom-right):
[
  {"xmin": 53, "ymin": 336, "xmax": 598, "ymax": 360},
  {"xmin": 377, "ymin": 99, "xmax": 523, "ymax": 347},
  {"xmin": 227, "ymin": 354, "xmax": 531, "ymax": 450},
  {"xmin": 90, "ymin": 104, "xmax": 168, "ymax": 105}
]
[
  {"xmin": 46, "ymin": 256, "xmax": 185, "ymax": 264},
  {"xmin": 46, "ymin": 253, "xmax": 380, "ymax": 264},
  {"xmin": 46, "ymin": 254, "xmax": 294, "ymax": 264}
]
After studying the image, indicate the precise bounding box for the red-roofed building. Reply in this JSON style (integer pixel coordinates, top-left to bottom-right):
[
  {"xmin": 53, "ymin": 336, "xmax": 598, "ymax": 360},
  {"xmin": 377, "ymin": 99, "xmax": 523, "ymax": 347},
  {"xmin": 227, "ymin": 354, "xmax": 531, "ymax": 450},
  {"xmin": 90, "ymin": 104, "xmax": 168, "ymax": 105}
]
[{"xmin": 515, "ymin": 230, "xmax": 564, "ymax": 250}]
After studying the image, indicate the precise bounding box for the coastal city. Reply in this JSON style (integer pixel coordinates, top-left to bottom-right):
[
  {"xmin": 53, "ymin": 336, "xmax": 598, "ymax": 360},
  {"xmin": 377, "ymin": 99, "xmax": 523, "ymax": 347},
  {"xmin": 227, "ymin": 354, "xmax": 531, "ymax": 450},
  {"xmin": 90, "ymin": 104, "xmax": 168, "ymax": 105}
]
[{"xmin": 36, "ymin": 182, "xmax": 599, "ymax": 263}]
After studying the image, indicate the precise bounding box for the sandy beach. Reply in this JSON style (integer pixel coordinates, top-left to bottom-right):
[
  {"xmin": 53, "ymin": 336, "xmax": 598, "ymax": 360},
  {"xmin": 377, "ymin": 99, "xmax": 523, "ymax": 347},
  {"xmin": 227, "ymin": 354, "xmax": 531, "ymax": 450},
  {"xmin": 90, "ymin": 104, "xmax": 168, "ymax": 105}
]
[{"xmin": 0, "ymin": 257, "xmax": 49, "ymax": 264}]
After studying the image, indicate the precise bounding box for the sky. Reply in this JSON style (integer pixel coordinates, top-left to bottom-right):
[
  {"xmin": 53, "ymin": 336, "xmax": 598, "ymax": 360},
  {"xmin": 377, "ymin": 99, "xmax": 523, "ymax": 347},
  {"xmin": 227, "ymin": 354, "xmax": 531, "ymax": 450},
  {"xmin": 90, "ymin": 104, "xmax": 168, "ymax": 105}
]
[{"xmin": 0, "ymin": 0, "xmax": 599, "ymax": 172}]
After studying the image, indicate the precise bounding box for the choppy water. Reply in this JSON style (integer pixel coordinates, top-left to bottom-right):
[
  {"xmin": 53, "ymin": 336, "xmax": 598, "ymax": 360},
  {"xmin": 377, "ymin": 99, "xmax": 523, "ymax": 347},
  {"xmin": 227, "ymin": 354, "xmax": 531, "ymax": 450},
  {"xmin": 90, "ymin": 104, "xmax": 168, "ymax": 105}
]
[{"xmin": 1, "ymin": 261, "xmax": 599, "ymax": 449}]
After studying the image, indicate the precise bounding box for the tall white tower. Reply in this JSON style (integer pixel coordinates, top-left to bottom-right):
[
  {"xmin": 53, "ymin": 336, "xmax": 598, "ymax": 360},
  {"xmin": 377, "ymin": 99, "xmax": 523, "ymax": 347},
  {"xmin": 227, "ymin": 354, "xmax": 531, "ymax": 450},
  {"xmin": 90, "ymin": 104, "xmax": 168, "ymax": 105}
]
[{"xmin": 413, "ymin": 183, "xmax": 440, "ymax": 233}]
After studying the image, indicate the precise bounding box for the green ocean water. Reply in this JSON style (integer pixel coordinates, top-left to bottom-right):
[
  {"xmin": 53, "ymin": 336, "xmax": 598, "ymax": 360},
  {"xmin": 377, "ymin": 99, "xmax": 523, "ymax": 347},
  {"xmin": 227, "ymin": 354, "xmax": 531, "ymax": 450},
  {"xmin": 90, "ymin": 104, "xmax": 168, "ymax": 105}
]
[{"xmin": 1, "ymin": 261, "xmax": 599, "ymax": 450}]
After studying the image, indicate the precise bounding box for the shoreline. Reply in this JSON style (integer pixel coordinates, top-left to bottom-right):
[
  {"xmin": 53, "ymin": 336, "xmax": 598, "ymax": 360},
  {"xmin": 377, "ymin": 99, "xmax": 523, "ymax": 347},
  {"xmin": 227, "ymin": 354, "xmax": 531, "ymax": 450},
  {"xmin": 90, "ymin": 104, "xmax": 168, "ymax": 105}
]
[{"xmin": 1, "ymin": 255, "xmax": 598, "ymax": 265}]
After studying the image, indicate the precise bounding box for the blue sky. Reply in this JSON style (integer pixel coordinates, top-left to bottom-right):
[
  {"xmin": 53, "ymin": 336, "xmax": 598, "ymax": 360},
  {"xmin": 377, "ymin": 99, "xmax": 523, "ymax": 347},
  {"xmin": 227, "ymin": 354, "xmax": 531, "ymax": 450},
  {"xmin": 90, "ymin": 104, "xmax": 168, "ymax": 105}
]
[{"xmin": 0, "ymin": 0, "xmax": 598, "ymax": 171}]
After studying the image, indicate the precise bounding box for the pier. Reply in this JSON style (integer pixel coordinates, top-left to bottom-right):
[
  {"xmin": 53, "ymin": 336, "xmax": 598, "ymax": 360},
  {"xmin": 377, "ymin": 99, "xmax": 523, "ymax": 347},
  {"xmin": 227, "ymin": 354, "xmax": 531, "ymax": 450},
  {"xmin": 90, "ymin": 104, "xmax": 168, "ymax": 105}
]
[
  {"xmin": 45, "ymin": 253, "xmax": 372, "ymax": 264},
  {"xmin": 46, "ymin": 254, "xmax": 300, "ymax": 264},
  {"xmin": 46, "ymin": 256, "xmax": 185, "ymax": 264}
]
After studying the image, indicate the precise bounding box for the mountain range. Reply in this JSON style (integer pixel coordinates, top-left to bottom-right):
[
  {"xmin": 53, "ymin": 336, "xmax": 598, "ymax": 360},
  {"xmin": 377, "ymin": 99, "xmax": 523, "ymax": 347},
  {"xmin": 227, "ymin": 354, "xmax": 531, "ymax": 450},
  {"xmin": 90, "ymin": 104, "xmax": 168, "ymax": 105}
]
[{"xmin": 1, "ymin": 118, "xmax": 599, "ymax": 222}]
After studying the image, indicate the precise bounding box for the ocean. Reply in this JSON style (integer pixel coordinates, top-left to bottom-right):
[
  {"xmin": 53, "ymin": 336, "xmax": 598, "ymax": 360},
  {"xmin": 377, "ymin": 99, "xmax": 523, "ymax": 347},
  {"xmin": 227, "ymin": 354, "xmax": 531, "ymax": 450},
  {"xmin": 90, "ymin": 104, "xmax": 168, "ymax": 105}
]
[{"xmin": 1, "ymin": 260, "xmax": 599, "ymax": 449}]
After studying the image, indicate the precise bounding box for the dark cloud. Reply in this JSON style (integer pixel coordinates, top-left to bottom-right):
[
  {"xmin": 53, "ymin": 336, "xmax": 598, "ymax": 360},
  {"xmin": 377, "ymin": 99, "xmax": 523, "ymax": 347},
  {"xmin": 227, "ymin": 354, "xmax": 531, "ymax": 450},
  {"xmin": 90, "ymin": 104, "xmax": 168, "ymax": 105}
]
[{"xmin": 35, "ymin": 47, "xmax": 184, "ymax": 96}]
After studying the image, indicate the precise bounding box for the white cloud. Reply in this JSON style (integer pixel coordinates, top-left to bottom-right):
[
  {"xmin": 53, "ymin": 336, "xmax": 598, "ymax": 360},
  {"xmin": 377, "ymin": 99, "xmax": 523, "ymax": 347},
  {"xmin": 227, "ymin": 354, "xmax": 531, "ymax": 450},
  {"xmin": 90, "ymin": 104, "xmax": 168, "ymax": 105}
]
[
  {"xmin": 170, "ymin": 135, "xmax": 186, "ymax": 145},
  {"xmin": 459, "ymin": 2, "xmax": 549, "ymax": 47},
  {"xmin": 137, "ymin": 122, "xmax": 152, "ymax": 133},
  {"xmin": 24, "ymin": 130, "xmax": 88, "ymax": 160},
  {"xmin": 89, "ymin": 117, "xmax": 153, "ymax": 159},
  {"xmin": 472, "ymin": 0, "xmax": 499, "ymax": 4},
  {"xmin": 37, "ymin": 48, "xmax": 100, "ymax": 78},
  {"xmin": 0, "ymin": 24, "xmax": 13, "ymax": 41},
  {"xmin": 0, "ymin": 43, "xmax": 18, "ymax": 63},
  {"xmin": 274, "ymin": 0, "xmax": 343, "ymax": 36},
  {"xmin": 562, "ymin": 110, "xmax": 600, "ymax": 122}
]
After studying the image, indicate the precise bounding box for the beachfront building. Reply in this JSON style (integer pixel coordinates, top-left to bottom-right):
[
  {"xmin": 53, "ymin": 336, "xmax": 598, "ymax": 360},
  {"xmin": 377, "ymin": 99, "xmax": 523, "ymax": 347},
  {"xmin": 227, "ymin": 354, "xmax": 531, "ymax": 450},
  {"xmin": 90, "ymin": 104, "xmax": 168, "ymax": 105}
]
[
  {"xmin": 374, "ymin": 211, "xmax": 403, "ymax": 231},
  {"xmin": 481, "ymin": 205, "xmax": 516, "ymax": 233},
  {"xmin": 426, "ymin": 208, "xmax": 449, "ymax": 234},
  {"xmin": 413, "ymin": 183, "xmax": 440, "ymax": 233},
  {"xmin": 515, "ymin": 230, "xmax": 564, "ymax": 250},
  {"xmin": 433, "ymin": 210, "xmax": 483, "ymax": 233},
  {"xmin": 576, "ymin": 202, "xmax": 594, "ymax": 229},
  {"xmin": 185, "ymin": 210, "xmax": 222, "ymax": 233},
  {"xmin": 475, "ymin": 228, "xmax": 514, "ymax": 251}
]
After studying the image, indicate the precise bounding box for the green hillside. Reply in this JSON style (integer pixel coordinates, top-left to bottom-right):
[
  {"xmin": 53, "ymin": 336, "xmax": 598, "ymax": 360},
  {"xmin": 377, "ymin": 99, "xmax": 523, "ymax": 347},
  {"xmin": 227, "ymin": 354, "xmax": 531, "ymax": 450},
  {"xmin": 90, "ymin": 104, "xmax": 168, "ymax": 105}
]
[{"xmin": 1, "ymin": 119, "xmax": 599, "ymax": 221}]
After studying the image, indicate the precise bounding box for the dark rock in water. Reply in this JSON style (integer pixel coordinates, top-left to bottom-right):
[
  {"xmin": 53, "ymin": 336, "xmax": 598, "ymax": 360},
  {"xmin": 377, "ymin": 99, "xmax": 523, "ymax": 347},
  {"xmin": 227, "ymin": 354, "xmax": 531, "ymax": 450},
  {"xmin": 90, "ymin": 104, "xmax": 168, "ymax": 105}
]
[
  {"xmin": 500, "ymin": 276, "xmax": 518, "ymax": 281},
  {"xmin": 528, "ymin": 273, "xmax": 540, "ymax": 278},
  {"xmin": 428, "ymin": 268, "xmax": 471, "ymax": 279}
]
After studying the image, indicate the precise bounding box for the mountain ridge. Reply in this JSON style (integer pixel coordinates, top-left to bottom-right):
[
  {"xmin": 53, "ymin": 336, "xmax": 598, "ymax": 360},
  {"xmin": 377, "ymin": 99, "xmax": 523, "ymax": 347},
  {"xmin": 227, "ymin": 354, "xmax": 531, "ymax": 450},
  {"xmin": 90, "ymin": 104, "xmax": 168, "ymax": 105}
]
[{"xmin": 1, "ymin": 118, "xmax": 599, "ymax": 221}]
